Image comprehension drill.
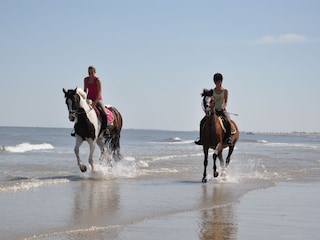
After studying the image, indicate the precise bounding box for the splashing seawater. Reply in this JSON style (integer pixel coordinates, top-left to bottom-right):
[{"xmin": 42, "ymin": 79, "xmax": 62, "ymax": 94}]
[{"xmin": 81, "ymin": 157, "xmax": 140, "ymax": 180}]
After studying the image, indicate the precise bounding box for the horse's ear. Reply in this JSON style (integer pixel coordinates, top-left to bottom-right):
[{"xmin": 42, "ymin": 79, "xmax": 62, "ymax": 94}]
[
  {"xmin": 63, "ymin": 88, "xmax": 67, "ymax": 95},
  {"xmin": 74, "ymin": 87, "xmax": 77, "ymax": 92}
]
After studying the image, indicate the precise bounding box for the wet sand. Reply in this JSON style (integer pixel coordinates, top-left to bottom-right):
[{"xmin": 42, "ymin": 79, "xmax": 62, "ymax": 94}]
[
  {"xmin": 105, "ymin": 181, "xmax": 320, "ymax": 240},
  {"xmin": 236, "ymin": 181, "xmax": 320, "ymax": 240},
  {"xmin": 2, "ymin": 176, "xmax": 320, "ymax": 240}
]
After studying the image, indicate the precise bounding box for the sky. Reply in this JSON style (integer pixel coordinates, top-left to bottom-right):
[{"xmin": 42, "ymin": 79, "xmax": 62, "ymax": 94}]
[{"xmin": 1, "ymin": 0, "xmax": 320, "ymax": 132}]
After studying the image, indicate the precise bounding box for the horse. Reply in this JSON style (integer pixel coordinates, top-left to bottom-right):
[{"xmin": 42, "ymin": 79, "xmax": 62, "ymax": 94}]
[
  {"xmin": 63, "ymin": 87, "xmax": 123, "ymax": 172},
  {"xmin": 201, "ymin": 93, "xmax": 239, "ymax": 183}
]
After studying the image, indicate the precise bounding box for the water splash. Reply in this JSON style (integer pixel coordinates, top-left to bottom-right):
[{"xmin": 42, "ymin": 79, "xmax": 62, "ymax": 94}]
[{"xmin": 81, "ymin": 157, "xmax": 140, "ymax": 180}]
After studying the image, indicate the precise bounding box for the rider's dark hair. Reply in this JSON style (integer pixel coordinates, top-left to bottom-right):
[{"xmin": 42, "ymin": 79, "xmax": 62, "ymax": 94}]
[{"xmin": 213, "ymin": 73, "xmax": 223, "ymax": 83}]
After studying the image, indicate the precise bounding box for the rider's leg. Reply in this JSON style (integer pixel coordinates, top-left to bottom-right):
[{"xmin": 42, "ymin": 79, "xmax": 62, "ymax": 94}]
[
  {"xmin": 96, "ymin": 101, "xmax": 107, "ymax": 133},
  {"xmin": 223, "ymin": 111, "xmax": 233, "ymax": 146}
]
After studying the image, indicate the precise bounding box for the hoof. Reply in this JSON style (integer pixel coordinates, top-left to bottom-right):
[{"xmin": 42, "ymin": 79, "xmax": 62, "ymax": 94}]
[
  {"xmin": 202, "ymin": 177, "xmax": 207, "ymax": 183},
  {"xmin": 80, "ymin": 165, "xmax": 87, "ymax": 172},
  {"xmin": 214, "ymin": 171, "xmax": 219, "ymax": 178}
]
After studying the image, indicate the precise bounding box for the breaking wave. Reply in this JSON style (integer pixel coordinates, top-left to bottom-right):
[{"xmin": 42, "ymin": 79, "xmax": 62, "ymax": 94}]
[{"xmin": 1, "ymin": 142, "xmax": 54, "ymax": 153}]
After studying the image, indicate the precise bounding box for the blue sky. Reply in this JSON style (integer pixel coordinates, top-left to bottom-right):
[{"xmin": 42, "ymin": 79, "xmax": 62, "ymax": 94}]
[{"xmin": 1, "ymin": 0, "xmax": 320, "ymax": 132}]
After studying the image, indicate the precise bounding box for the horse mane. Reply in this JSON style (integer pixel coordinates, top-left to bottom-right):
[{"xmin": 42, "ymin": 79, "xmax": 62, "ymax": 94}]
[{"xmin": 76, "ymin": 88, "xmax": 87, "ymax": 99}]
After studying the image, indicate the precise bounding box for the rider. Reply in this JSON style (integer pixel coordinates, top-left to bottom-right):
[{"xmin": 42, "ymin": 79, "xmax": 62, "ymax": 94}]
[
  {"xmin": 194, "ymin": 73, "xmax": 233, "ymax": 146},
  {"xmin": 84, "ymin": 66, "xmax": 108, "ymax": 136},
  {"xmin": 71, "ymin": 66, "xmax": 108, "ymax": 137}
]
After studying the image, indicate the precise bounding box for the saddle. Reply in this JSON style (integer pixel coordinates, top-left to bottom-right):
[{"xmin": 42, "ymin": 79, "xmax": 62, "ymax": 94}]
[
  {"xmin": 85, "ymin": 98, "xmax": 114, "ymax": 125},
  {"xmin": 216, "ymin": 111, "xmax": 236, "ymax": 135},
  {"xmin": 94, "ymin": 106, "xmax": 114, "ymax": 125}
]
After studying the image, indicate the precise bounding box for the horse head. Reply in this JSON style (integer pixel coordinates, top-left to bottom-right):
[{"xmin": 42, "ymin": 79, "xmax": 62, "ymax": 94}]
[
  {"xmin": 63, "ymin": 88, "xmax": 81, "ymax": 122},
  {"xmin": 201, "ymin": 89, "xmax": 215, "ymax": 116},
  {"xmin": 203, "ymin": 96, "xmax": 214, "ymax": 116}
]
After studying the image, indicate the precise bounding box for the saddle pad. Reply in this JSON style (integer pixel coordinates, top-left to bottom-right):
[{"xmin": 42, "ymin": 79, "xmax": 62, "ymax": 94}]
[
  {"xmin": 105, "ymin": 107, "xmax": 114, "ymax": 123},
  {"xmin": 94, "ymin": 107, "xmax": 114, "ymax": 123},
  {"xmin": 218, "ymin": 117, "xmax": 226, "ymax": 133},
  {"xmin": 218, "ymin": 116, "xmax": 237, "ymax": 135}
]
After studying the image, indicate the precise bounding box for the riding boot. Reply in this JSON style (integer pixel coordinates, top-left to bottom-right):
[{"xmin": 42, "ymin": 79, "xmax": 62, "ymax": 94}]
[
  {"xmin": 194, "ymin": 117, "xmax": 205, "ymax": 145},
  {"xmin": 71, "ymin": 129, "xmax": 76, "ymax": 137},
  {"xmin": 225, "ymin": 120, "xmax": 233, "ymax": 146},
  {"xmin": 97, "ymin": 105, "xmax": 107, "ymax": 135}
]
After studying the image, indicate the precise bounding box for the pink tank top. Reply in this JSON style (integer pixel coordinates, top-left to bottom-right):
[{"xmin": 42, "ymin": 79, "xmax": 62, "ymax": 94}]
[{"xmin": 85, "ymin": 77, "xmax": 102, "ymax": 101}]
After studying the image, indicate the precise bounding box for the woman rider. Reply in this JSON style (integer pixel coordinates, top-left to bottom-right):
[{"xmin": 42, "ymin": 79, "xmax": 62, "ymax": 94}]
[
  {"xmin": 84, "ymin": 66, "xmax": 108, "ymax": 135},
  {"xmin": 71, "ymin": 66, "xmax": 108, "ymax": 136},
  {"xmin": 195, "ymin": 73, "xmax": 233, "ymax": 146}
]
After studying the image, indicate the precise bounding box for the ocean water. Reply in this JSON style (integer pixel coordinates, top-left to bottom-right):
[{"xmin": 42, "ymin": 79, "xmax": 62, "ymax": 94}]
[
  {"xmin": 0, "ymin": 127, "xmax": 320, "ymax": 239},
  {"xmin": 1, "ymin": 127, "xmax": 319, "ymax": 188}
]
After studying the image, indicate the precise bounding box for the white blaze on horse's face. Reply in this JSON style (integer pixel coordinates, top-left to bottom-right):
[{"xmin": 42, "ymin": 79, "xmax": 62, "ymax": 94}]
[
  {"xmin": 67, "ymin": 98, "xmax": 75, "ymax": 121},
  {"xmin": 204, "ymin": 96, "xmax": 212, "ymax": 113}
]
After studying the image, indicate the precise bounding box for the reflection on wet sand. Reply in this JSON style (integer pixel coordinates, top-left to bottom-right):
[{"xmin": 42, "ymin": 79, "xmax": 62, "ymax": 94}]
[
  {"xmin": 199, "ymin": 184, "xmax": 238, "ymax": 240},
  {"xmin": 70, "ymin": 179, "xmax": 121, "ymax": 239}
]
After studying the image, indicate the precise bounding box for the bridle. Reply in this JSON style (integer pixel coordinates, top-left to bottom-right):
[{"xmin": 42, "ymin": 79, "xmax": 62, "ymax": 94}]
[{"xmin": 65, "ymin": 91, "xmax": 93, "ymax": 121}]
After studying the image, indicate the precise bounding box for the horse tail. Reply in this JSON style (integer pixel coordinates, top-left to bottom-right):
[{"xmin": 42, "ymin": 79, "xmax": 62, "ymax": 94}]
[{"xmin": 107, "ymin": 106, "xmax": 123, "ymax": 160}]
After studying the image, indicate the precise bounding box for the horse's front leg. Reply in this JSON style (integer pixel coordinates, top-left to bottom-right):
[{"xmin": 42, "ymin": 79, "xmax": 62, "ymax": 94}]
[
  {"xmin": 213, "ymin": 150, "xmax": 218, "ymax": 178},
  {"xmin": 202, "ymin": 146, "xmax": 209, "ymax": 183},
  {"xmin": 213, "ymin": 143, "xmax": 223, "ymax": 178},
  {"xmin": 218, "ymin": 151, "xmax": 227, "ymax": 177},
  {"xmin": 75, "ymin": 137, "xmax": 87, "ymax": 172},
  {"xmin": 226, "ymin": 145, "xmax": 234, "ymax": 167},
  {"xmin": 87, "ymin": 139, "xmax": 96, "ymax": 172}
]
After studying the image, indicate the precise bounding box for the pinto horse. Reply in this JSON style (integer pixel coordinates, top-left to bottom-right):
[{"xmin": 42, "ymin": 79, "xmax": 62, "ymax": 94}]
[
  {"xmin": 201, "ymin": 93, "xmax": 239, "ymax": 183},
  {"xmin": 63, "ymin": 88, "xmax": 123, "ymax": 172}
]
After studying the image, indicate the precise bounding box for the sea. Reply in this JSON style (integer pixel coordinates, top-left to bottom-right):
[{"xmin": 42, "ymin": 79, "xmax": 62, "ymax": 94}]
[{"xmin": 1, "ymin": 126, "xmax": 320, "ymax": 239}]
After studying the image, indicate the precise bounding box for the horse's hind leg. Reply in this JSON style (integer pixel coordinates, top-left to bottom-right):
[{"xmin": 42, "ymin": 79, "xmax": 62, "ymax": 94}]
[
  {"xmin": 110, "ymin": 130, "xmax": 121, "ymax": 163},
  {"xmin": 107, "ymin": 151, "xmax": 113, "ymax": 167},
  {"xmin": 97, "ymin": 137, "xmax": 107, "ymax": 163}
]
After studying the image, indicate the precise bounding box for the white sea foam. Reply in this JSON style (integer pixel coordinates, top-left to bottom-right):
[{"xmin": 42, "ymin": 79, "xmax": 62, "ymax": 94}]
[
  {"xmin": 151, "ymin": 153, "xmax": 203, "ymax": 161},
  {"xmin": 0, "ymin": 178, "xmax": 69, "ymax": 192},
  {"xmin": 4, "ymin": 142, "xmax": 54, "ymax": 153},
  {"xmin": 266, "ymin": 142, "xmax": 319, "ymax": 150}
]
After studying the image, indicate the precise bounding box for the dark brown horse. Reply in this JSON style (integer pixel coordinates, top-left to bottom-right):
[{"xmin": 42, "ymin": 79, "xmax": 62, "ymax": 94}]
[
  {"xmin": 201, "ymin": 95, "xmax": 239, "ymax": 183},
  {"xmin": 63, "ymin": 88, "xmax": 123, "ymax": 172}
]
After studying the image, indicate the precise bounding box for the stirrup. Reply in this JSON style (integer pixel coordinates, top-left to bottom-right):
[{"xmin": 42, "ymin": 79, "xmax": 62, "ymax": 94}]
[{"xmin": 194, "ymin": 138, "xmax": 203, "ymax": 145}]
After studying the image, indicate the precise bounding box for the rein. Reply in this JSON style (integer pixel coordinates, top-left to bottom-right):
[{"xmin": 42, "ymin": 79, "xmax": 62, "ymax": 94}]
[{"xmin": 68, "ymin": 93, "xmax": 94, "ymax": 118}]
